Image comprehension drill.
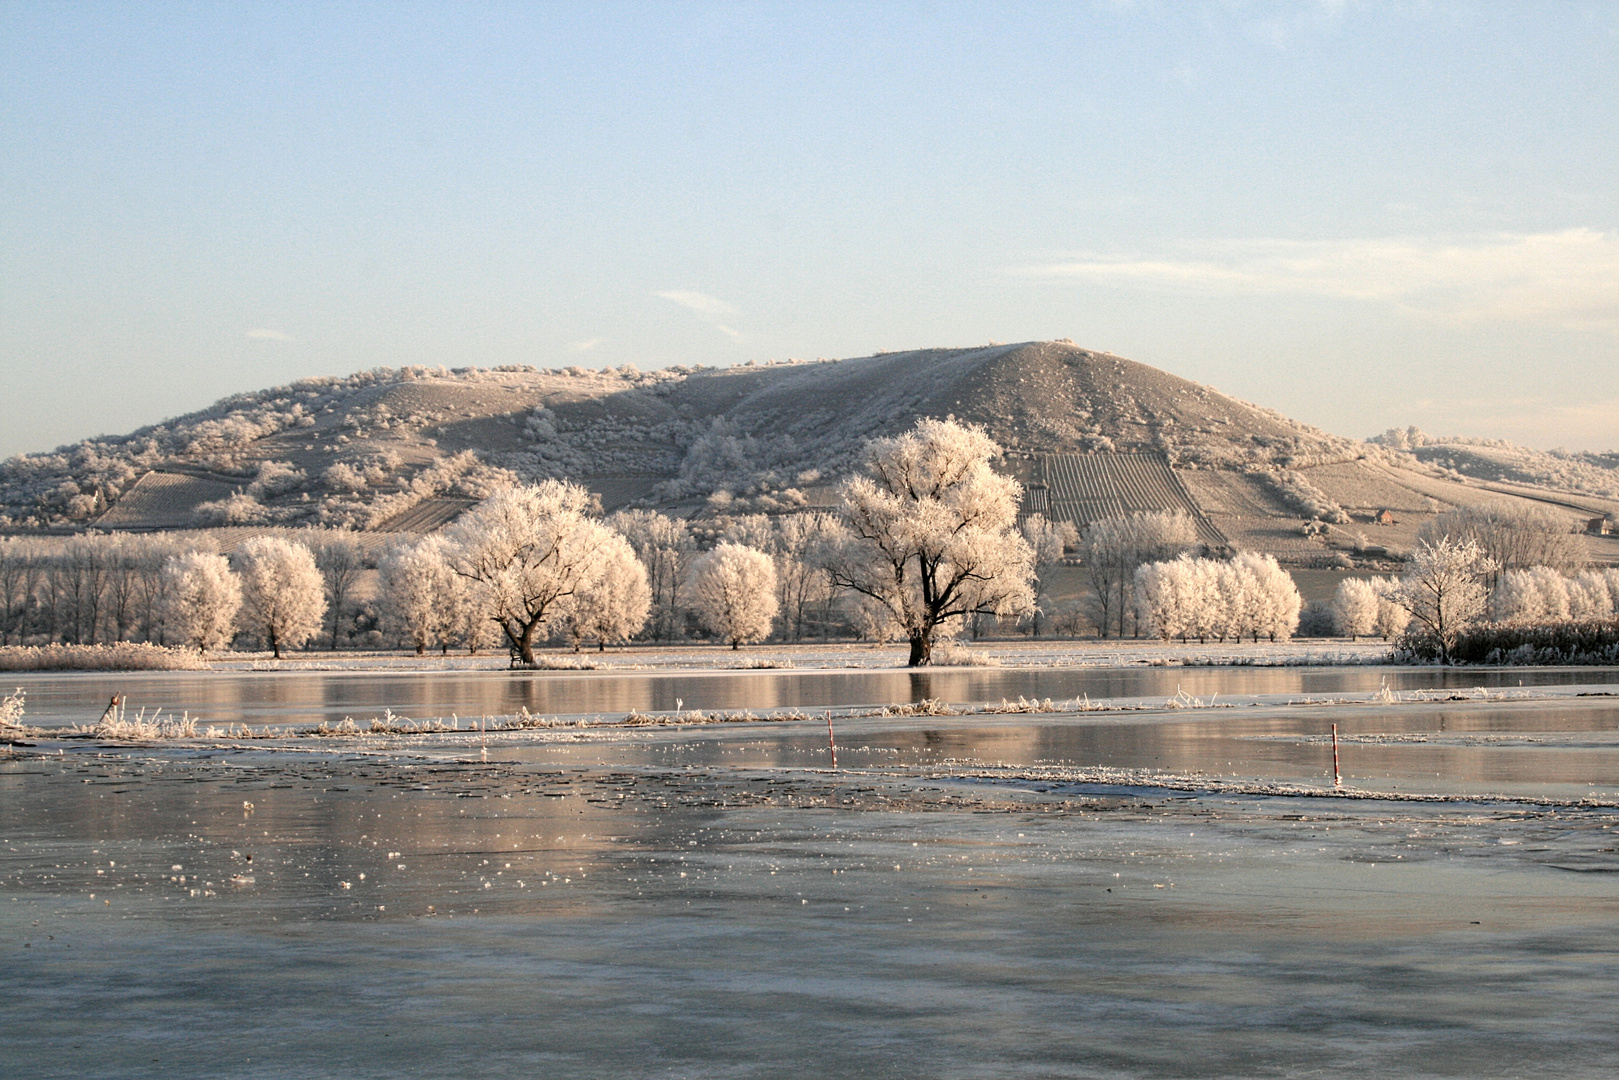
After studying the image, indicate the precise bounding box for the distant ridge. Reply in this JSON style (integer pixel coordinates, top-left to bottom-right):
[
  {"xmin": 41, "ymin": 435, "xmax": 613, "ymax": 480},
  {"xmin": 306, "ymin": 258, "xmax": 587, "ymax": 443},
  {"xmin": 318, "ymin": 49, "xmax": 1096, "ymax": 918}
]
[{"xmin": 4, "ymin": 341, "xmax": 1616, "ymax": 573}]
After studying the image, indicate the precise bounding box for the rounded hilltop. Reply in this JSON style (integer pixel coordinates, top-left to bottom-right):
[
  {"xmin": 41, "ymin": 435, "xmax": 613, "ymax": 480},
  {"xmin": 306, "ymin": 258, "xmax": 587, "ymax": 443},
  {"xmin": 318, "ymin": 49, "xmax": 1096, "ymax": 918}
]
[{"xmin": 3, "ymin": 343, "xmax": 1615, "ymax": 578}]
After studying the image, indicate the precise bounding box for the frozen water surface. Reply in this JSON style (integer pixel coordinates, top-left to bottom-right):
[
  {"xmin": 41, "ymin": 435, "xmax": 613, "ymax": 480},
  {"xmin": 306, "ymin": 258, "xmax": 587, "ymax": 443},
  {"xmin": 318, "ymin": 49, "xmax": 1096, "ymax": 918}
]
[
  {"xmin": 10, "ymin": 663, "xmax": 1619, "ymax": 729},
  {"xmin": 4, "ymin": 669, "xmax": 1619, "ymax": 1077}
]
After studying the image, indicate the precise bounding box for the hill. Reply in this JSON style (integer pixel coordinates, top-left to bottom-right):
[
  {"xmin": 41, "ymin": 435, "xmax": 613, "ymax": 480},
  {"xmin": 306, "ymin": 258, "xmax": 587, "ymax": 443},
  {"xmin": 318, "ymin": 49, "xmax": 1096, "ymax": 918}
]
[{"xmin": 4, "ymin": 341, "xmax": 1616, "ymax": 573}]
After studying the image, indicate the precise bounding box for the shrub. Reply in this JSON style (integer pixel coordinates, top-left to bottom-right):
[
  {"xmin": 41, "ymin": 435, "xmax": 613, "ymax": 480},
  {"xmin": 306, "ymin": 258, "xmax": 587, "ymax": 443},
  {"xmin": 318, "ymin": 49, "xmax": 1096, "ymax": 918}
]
[
  {"xmin": 0, "ymin": 643, "xmax": 209, "ymax": 671},
  {"xmin": 1397, "ymin": 621, "xmax": 1619, "ymax": 665}
]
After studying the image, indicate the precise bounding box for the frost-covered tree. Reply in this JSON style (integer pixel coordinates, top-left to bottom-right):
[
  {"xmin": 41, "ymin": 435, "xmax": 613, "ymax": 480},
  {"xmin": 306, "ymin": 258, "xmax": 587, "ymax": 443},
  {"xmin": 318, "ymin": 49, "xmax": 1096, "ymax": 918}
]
[
  {"xmin": 1369, "ymin": 577, "xmax": 1410, "ymax": 639},
  {"xmin": 1081, "ymin": 510, "xmax": 1197, "ymax": 638},
  {"xmin": 235, "ymin": 536, "xmax": 327, "ymax": 658},
  {"xmin": 1235, "ymin": 552, "xmax": 1302, "ymax": 642},
  {"xmin": 444, "ymin": 480, "xmax": 621, "ymax": 664},
  {"xmin": 686, "ymin": 542, "xmax": 778, "ymax": 648},
  {"xmin": 608, "ymin": 509, "xmax": 694, "ymax": 642},
  {"xmin": 313, "ymin": 535, "xmax": 365, "ymax": 649},
  {"xmin": 1332, "ymin": 578, "xmax": 1380, "ymax": 639},
  {"xmin": 558, "ymin": 533, "xmax": 651, "ymax": 651},
  {"xmin": 1134, "ymin": 556, "xmax": 1199, "ymax": 641},
  {"xmin": 828, "ymin": 418, "xmax": 1035, "ymax": 666},
  {"xmin": 130, "ymin": 535, "xmax": 188, "ymax": 645},
  {"xmin": 1135, "ymin": 553, "xmax": 1299, "ymax": 643},
  {"xmin": 1022, "ymin": 514, "xmax": 1079, "ymax": 637},
  {"xmin": 720, "ymin": 513, "xmax": 778, "ymax": 553},
  {"xmin": 1493, "ymin": 566, "xmax": 1618, "ymax": 625},
  {"xmin": 1420, "ymin": 501, "xmax": 1584, "ymax": 587},
  {"xmin": 0, "ymin": 538, "xmax": 44, "ymax": 645},
  {"xmin": 161, "ymin": 550, "xmax": 241, "ymax": 652},
  {"xmin": 1570, "ymin": 570, "xmax": 1617, "ymax": 621},
  {"xmin": 379, "ymin": 536, "xmax": 457, "ymax": 654},
  {"xmin": 1393, "ymin": 537, "xmax": 1495, "ymax": 663},
  {"xmin": 1492, "ymin": 566, "xmax": 1570, "ymax": 625},
  {"xmin": 774, "ymin": 512, "xmax": 840, "ymax": 641}
]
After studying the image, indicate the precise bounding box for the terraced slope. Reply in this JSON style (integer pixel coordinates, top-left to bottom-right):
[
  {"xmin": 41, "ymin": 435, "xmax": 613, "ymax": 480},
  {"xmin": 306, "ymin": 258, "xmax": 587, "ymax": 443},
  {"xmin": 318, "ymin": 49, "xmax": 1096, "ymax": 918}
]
[{"xmin": 1031, "ymin": 453, "xmax": 1226, "ymax": 548}]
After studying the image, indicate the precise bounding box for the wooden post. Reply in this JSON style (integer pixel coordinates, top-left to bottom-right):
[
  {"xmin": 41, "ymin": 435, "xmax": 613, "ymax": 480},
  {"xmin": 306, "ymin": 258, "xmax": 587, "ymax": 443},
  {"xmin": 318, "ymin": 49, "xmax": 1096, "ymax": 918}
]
[
  {"xmin": 827, "ymin": 710, "xmax": 837, "ymax": 769},
  {"xmin": 1332, "ymin": 723, "xmax": 1342, "ymax": 788}
]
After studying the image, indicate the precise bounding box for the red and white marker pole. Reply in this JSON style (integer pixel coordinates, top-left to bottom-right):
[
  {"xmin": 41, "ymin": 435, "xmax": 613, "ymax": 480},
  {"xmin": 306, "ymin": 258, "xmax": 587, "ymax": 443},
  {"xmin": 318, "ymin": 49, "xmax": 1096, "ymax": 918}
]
[{"xmin": 1331, "ymin": 723, "xmax": 1342, "ymax": 788}]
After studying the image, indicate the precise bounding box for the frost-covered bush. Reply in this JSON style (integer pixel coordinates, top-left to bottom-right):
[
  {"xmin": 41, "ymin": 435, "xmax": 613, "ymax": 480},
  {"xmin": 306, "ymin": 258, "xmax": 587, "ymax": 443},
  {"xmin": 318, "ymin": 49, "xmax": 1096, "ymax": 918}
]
[
  {"xmin": 193, "ymin": 491, "xmax": 267, "ymax": 525},
  {"xmin": 248, "ymin": 460, "xmax": 306, "ymax": 498},
  {"xmin": 1407, "ymin": 622, "xmax": 1619, "ymax": 666},
  {"xmin": 1254, "ymin": 469, "xmax": 1350, "ymax": 524},
  {"xmin": 322, "ymin": 462, "xmax": 368, "ymax": 493}
]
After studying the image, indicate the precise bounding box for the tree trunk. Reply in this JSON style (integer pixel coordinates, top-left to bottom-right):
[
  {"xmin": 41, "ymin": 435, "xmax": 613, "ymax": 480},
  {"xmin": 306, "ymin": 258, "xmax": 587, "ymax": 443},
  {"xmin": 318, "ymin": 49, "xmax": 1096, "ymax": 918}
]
[
  {"xmin": 270, "ymin": 628, "xmax": 281, "ymax": 660},
  {"xmin": 516, "ymin": 621, "xmax": 538, "ymax": 666},
  {"xmin": 907, "ymin": 633, "xmax": 931, "ymax": 667}
]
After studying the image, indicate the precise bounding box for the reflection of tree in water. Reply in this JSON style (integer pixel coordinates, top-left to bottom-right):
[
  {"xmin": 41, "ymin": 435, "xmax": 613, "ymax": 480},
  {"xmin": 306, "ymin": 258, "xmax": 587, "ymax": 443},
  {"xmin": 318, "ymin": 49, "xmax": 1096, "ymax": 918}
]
[{"xmin": 908, "ymin": 671, "xmax": 936, "ymax": 703}]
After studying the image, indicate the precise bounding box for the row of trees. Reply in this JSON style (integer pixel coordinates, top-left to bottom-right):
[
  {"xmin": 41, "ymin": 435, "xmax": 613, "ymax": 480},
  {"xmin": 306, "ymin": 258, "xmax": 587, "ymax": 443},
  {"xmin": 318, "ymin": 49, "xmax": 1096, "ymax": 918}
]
[
  {"xmin": 43, "ymin": 416, "xmax": 1564, "ymax": 663},
  {"xmin": 1134, "ymin": 553, "xmax": 1303, "ymax": 642},
  {"xmin": 1491, "ymin": 566, "xmax": 1619, "ymax": 625},
  {"xmin": 1322, "ymin": 500, "xmax": 1617, "ymax": 661},
  {"xmin": 0, "ymin": 532, "xmax": 365, "ymax": 651}
]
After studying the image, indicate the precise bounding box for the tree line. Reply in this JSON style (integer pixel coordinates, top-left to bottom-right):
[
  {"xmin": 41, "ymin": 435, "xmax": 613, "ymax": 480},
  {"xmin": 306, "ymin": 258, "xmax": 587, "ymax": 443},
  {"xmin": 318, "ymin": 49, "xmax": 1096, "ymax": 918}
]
[
  {"xmin": 1, "ymin": 418, "xmax": 1338, "ymax": 664},
  {"xmin": 1327, "ymin": 502, "xmax": 1618, "ymax": 663}
]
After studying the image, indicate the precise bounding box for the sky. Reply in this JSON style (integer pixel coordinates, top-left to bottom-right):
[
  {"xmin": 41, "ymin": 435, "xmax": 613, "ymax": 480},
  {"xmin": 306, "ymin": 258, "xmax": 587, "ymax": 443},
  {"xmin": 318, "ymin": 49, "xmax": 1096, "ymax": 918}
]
[{"xmin": 2, "ymin": 1, "xmax": 1616, "ymax": 458}]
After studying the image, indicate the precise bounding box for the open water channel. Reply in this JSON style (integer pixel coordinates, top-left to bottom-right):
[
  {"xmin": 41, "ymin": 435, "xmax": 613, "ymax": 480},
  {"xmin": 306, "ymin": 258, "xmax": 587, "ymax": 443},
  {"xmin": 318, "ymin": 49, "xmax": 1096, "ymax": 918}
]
[{"xmin": 4, "ymin": 665, "xmax": 1619, "ymax": 1077}]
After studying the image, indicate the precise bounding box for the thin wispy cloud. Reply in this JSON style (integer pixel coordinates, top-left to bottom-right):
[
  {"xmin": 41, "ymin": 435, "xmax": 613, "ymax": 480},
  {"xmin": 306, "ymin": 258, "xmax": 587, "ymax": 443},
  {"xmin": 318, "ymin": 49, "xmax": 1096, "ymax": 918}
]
[
  {"xmin": 569, "ymin": 337, "xmax": 604, "ymax": 352},
  {"xmin": 1014, "ymin": 230, "xmax": 1619, "ymax": 330},
  {"xmin": 245, "ymin": 328, "xmax": 293, "ymax": 341},
  {"xmin": 656, "ymin": 289, "xmax": 744, "ymax": 341},
  {"xmin": 656, "ymin": 290, "xmax": 738, "ymax": 317}
]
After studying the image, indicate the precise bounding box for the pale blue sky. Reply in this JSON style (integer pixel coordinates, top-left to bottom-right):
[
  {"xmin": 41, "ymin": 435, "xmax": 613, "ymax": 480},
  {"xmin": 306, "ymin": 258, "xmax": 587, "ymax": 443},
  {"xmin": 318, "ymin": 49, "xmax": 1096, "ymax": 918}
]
[{"xmin": 3, "ymin": 1, "xmax": 1616, "ymax": 457}]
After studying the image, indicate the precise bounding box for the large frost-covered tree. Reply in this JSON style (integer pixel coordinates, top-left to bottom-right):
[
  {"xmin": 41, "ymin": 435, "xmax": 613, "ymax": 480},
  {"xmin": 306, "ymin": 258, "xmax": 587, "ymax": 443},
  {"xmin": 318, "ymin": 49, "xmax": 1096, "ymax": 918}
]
[
  {"xmin": 161, "ymin": 550, "xmax": 241, "ymax": 652},
  {"xmin": 444, "ymin": 480, "xmax": 620, "ymax": 664},
  {"xmin": 1393, "ymin": 537, "xmax": 1495, "ymax": 663},
  {"xmin": 828, "ymin": 418, "xmax": 1035, "ymax": 666},
  {"xmin": 686, "ymin": 542, "xmax": 778, "ymax": 648},
  {"xmin": 235, "ymin": 536, "xmax": 327, "ymax": 658}
]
